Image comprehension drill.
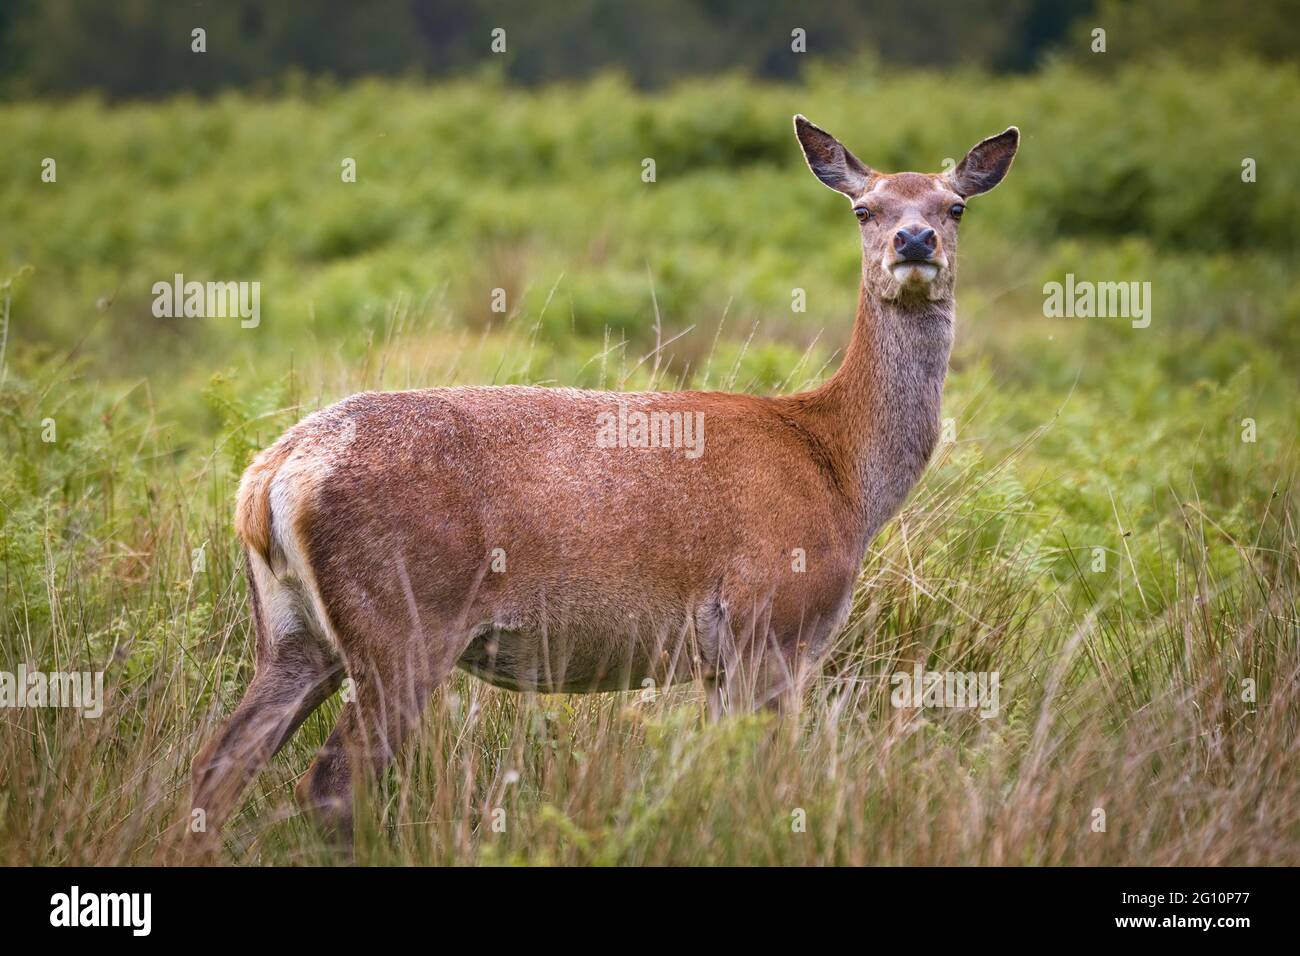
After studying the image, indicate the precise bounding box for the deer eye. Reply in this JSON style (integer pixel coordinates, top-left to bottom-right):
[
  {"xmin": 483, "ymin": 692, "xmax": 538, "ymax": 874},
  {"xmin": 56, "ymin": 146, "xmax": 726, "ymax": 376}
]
[
  {"xmin": 950, "ymin": 203, "xmax": 966, "ymax": 220},
  {"xmin": 853, "ymin": 206, "xmax": 872, "ymax": 223}
]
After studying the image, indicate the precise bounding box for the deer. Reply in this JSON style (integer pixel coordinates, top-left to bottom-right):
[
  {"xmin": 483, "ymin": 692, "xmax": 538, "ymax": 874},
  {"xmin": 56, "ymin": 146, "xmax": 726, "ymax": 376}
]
[{"xmin": 190, "ymin": 116, "xmax": 1019, "ymax": 847}]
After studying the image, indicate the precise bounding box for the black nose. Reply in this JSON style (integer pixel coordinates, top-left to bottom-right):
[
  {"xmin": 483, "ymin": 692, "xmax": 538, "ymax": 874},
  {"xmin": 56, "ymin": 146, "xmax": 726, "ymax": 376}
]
[{"xmin": 894, "ymin": 226, "xmax": 937, "ymax": 261}]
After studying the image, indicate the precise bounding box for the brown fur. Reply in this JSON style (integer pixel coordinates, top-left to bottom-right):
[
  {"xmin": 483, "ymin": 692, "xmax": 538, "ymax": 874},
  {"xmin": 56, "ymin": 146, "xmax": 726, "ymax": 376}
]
[{"xmin": 190, "ymin": 116, "xmax": 1019, "ymax": 849}]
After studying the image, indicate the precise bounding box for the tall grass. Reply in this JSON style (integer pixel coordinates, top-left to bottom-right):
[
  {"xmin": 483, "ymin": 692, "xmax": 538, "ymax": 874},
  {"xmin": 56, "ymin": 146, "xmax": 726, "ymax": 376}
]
[{"xmin": 1, "ymin": 287, "xmax": 1295, "ymax": 865}]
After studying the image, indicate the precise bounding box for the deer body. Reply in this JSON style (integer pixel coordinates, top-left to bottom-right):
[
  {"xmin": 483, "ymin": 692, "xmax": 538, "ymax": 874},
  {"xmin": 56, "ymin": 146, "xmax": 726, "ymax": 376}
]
[{"xmin": 191, "ymin": 117, "xmax": 1018, "ymax": 845}]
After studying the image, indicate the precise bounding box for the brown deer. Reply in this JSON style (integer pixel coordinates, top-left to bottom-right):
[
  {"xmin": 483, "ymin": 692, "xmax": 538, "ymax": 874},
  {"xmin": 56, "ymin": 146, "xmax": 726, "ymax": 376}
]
[{"xmin": 190, "ymin": 116, "xmax": 1019, "ymax": 844}]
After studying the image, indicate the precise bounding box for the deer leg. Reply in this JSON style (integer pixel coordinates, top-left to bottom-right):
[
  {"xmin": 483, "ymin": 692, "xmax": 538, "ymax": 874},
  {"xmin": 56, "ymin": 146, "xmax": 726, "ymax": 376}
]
[
  {"xmin": 190, "ymin": 633, "xmax": 343, "ymax": 842},
  {"xmin": 752, "ymin": 611, "xmax": 844, "ymax": 715},
  {"xmin": 295, "ymin": 636, "xmax": 450, "ymax": 846},
  {"xmin": 294, "ymin": 702, "xmax": 360, "ymax": 844},
  {"xmin": 706, "ymin": 595, "xmax": 783, "ymax": 713},
  {"xmin": 702, "ymin": 678, "xmax": 725, "ymax": 721},
  {"xmin": 709, "ymin": 597, "xmax": 836, "ymax": 716}
]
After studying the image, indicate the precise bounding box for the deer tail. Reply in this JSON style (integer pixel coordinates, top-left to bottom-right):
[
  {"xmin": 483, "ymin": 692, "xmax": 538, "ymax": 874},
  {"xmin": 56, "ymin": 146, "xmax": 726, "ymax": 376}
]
[{"xmin": 234, "ymin": 439, "xmax": 297, "ymax": 564}]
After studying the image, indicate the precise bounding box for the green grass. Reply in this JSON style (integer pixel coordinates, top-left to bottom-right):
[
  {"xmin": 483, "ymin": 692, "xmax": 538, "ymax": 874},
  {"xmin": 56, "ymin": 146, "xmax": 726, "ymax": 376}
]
[{"xmin": 1, "ymin": 59, "xmax": 1298, "ymax": 864}]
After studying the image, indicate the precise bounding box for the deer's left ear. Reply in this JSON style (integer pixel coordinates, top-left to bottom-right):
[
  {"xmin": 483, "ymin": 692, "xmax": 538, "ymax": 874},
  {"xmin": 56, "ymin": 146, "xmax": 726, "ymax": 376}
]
[
  {"xmin": 794, "ymin": 115, "xmax": 873, "ymax": 198},
  {"xmin": 948, "ymin": 127, "xmax": 1019, "ymax": 198}
]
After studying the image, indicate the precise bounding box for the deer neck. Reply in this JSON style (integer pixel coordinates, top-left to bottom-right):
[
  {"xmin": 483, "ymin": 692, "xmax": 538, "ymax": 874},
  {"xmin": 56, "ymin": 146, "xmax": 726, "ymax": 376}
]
[{"xmin": 798, "ymin": 277, "xmax": 954, "ymax": 540}]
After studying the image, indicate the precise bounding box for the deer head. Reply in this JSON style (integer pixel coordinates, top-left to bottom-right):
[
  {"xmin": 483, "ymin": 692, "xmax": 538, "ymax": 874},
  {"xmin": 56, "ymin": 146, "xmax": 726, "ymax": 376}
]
[{"xmin": 794, "ymin": 116, "xmax": 1019, "ymax": 304}]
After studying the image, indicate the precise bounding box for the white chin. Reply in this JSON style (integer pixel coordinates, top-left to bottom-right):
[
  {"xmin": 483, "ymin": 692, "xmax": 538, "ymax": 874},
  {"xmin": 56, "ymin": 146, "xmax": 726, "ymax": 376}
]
[{"xmin": 890, "ymin": 263, "xmax": 939, "ymax": 285}]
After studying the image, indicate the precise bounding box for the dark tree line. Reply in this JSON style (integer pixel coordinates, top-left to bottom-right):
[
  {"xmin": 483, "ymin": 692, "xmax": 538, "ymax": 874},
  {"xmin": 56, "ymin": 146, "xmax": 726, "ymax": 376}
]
[{"xmin": 1, "ymin": 0, "xmax": 1293, "ymax": 99}]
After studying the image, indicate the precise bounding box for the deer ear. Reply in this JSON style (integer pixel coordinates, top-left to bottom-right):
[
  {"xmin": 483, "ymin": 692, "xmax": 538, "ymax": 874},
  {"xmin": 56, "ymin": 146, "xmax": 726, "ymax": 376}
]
[
  {"xmin": 794, "ymin": 115, "xmax": 872, "ymax": 198},
  {"xmin": 948, "ymin": 127, "xmax": 1019, "ymax": 197}
]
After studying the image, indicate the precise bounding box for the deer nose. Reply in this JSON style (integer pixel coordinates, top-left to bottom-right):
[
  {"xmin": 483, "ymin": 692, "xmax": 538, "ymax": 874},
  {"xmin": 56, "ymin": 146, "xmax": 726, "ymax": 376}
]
[{"xmin": 893, "ymin": 226, "xmax": 937, "ymax": 261}]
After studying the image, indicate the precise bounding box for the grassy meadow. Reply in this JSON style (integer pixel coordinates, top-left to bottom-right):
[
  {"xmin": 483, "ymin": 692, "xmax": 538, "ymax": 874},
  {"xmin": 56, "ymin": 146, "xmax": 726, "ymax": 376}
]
[{"xmin": 1, "ymin": 57, "xmax": 1298, "ymax": 864}]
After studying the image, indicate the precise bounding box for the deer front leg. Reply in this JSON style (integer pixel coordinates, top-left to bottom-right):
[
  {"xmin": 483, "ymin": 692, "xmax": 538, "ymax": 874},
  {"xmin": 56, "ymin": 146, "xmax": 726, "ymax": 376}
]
[
  {"xmin": 706, "ymin": 588, "xmax": 845, "ymax": 716},
  {"xmin": 703, "ymin": 594, "xmax": 792, "ymax": 714}
]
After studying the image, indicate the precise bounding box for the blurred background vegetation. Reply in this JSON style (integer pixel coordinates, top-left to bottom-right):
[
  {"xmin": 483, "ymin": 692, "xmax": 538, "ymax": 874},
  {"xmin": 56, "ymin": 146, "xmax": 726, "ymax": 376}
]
[
  {"xmin": 0, "ymin": 1, "xmax": 1298, "ymax": 864},
  {"xmin": 4, "ymin": 0, "xmax": 1299, "ymax": 96}
]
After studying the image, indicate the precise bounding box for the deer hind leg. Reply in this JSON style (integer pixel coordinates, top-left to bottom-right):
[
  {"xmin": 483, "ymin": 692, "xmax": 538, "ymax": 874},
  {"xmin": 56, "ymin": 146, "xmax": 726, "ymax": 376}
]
[
  {"xmin": 295, "ymin": 621, "xmax": 456, "ymax": 846},
  {"xmin": 190, "ymin": 556, "xmax": 344, "ymax": 844},
  {"xmin": 189, "ymin": 631, "xmax": 343, "ymax": 842}
]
